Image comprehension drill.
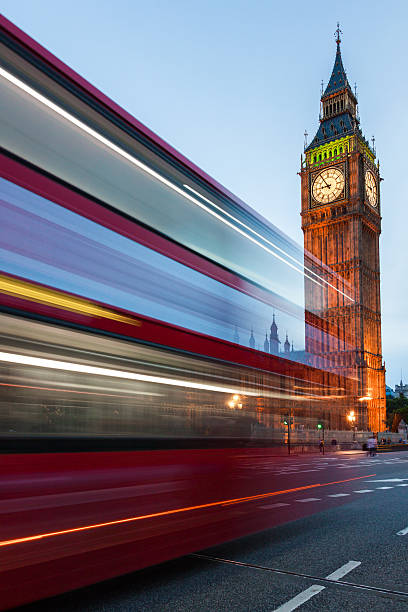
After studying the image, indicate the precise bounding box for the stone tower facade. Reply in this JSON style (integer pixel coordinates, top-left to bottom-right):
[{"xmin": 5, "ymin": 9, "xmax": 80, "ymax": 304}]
[{"xmin": 300, "ymin": 29, "xmax": 386, "ymax": 432}]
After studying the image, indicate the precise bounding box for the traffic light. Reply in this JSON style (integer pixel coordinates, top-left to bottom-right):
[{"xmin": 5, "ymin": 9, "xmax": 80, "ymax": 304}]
[
  {"xmin": 283, "ymin": 419, "xmax": 289, "ymax": 426},
  {"xmin": 317, "ymin": 422, "xmax": 323, "ymax": 430}
]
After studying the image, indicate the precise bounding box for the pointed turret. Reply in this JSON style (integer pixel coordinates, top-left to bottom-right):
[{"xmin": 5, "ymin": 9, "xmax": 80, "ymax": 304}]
[
  {"xmin": 264, "ymin": 332, "xmax": 270, "ymax": 354},
  {"xmin": 284, "ymin": 333, "xmax": 290, "ymax": 354},
  {"xmin": 270, "ymin": 314, "xmax": 278, "ymax": 339},
  {"xmin": 249, "ymin": 328, "xmax": 255, "ymax": 349},
  {"xmin": 269, "ymin": 314, "xmax": 280, "ymax": 354}
]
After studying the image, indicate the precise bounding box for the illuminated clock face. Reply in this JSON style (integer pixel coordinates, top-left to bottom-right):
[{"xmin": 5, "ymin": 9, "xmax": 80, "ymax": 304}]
[
  {"xmin": 365, "ymin": 170, "xmax": 378, "ymax": 207},
  {"xmin": 312, "ymin": 167, "xmax": 345, "ymax": 204}
]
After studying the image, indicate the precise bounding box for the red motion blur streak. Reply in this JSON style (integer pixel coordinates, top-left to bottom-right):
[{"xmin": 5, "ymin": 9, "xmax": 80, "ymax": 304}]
[
  {"xmin": 0, "ymin": 473, "xmax": 374, "ymax": 549},
  {"xmin": 0, "ymin": 448, "xmax": 375, "ymax": 609}
]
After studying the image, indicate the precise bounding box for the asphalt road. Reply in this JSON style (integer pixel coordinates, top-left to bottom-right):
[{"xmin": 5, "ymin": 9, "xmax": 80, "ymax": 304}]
[{"xmin": 15, "ymin": 451, "xmax": 408, "ymax": 612}]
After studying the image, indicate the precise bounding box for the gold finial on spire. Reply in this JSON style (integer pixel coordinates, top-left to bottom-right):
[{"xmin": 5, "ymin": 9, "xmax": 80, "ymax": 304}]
[{"xmin": 335, "ymin": 22, "xmax": 342, "ymax": 46}]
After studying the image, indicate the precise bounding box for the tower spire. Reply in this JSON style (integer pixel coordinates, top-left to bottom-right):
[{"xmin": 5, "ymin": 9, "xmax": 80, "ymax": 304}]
[
  {"xmin": 335, "ymin": 22, "xmax": 342, "ymax": 46},
  {"xmin": 305, "ymin": 27, "xmax": 359, "ymax": 152}
]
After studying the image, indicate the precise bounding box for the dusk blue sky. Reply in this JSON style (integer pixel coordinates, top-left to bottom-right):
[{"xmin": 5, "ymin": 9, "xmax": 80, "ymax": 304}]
[{"xmin": 2, "ymin": 0, "xmax": 407, "ymax": 386}]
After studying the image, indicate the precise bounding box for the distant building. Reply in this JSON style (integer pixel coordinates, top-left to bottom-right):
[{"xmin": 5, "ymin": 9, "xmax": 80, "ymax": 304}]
[
  {"xmin": 244, "ymin": 316, "xmax": 306, "ymax": 363},
  {"xmin": 395, "ymin": 379, "xmax": 408, "ymax": 398}
]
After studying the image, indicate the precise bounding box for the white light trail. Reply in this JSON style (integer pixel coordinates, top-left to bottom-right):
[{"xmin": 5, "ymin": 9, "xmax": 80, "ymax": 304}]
[
  {"xmin": 0, "ymin": 351, "xmax": 256, "ymax": 396},
  {"xmin": 183, "ymin": 184, "xmax": 352, "ymax": 299},
  {"xmin": 0, "ymin": 67, "xmax": 353, "ymax": 302}
]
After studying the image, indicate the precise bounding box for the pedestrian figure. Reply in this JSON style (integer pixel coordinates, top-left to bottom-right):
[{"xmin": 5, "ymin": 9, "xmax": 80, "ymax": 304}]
[
  {"xmin": 319, "ymin": 439, "xmax": 324, "ymax": 453},
  {"xmin": 366, "ymin": 435, "xmax": 377, "ymax": 457}
]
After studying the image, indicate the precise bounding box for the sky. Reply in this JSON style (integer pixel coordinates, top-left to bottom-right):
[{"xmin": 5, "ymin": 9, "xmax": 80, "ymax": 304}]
[{"xmin": 2, "ymin": 0, "xmax": 407, "ymax": 386}]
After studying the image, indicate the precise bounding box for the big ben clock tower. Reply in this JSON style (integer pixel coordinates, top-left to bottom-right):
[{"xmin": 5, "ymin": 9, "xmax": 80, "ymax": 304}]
[{"xmin": 300, "ymin": 26, "xmax": 386, "ymax": 432}]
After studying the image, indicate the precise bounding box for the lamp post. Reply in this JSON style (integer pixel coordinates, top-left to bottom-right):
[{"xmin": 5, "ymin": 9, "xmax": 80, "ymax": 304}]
[
  {"xmin": 317, "ymin": 422, "xmax": 324, "ymax": 454},
  {"xmin": 282, "ymin": 415, "xmax": 293, "ymax": 455}
]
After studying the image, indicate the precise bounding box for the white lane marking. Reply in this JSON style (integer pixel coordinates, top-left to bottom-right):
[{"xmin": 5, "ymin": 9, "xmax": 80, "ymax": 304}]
[
  {"xmin": 272, "ymin": 561, "xmax": 361, "ymax": 612},
  {"xmin": 260, "ymin": 503, "xmax": 290, "ymax": 509},
  {"xmin": 366, "ymin": 478, "xmax": 408, "ymax": 482},
  {"xmin": 376, "ymin": 486, "xmax": 393, "ymax": 490},
  {"xmin": 325, "ymin": 560, "xmax": 361, "ymax": 580},
  {"xmin": 354, "ymin": 490, "xmax": 373, "ymax": 493},
  {"xmin": 328, "ymin": 493, "xmax": 350, "ymax": 498},
  {"xmin": 397, "ymin": 526, "xmax": 408, "ymax": 536},
  {"xmin": 273, "ymin": 585, "xmax": 325, "ymax": 611},
  {"xmin": 396, "ymin": 484, "xmax": 408, "ymax": 487},
  {"xmin": 296, "ymin": 498, "xmax": 321, "ymax": 503}
]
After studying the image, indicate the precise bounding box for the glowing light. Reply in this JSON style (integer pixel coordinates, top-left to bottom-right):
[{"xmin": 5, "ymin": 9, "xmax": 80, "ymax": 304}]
[
  {"xmin": 358, "ymin": 396, "xmax": 372, "ymax": 401},
  {"xmin": 0, "ymin": 474, "xmax": 375, "ymax": 548},
  {"xmin": 0, "ymin": 352, "xmax": 256, "ymax": 396},
  {"xmin": 0, "ymin": 67, "xmax": 354, "ymax": 303},
  {"xmin": 233, "ymin": 394, "xmax": 240, "ymax": 402}
]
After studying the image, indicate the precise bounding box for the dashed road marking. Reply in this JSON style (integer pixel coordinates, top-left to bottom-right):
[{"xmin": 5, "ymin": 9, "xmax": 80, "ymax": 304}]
[
  {"xmin": 273, "ymin": 585, "xmax": 325, "ymax": 611},
  {"xmin": 325, "ymin": 560, "xmax": 361, "ymax": 580},
  {"xmin": 397, "ymin": 526, "xmax": 408, "ymax": 536},
  {"xmin": 328, "ymin": 493, "xmax": 350, "ymax": 498},
  {"xmin": 296, "ymin": 498, "xmax": 321, "ymax": 503},
  {"xmin": 260, "ymin": 503, "xmax": 290, "ymax": 509},
  {"xmin": 376, "ymin": 486, "xmax": 393, "ymax": 489},
  {"xmin": 354, "ymin": 490, "xmax": 373, "ymax": 493},
  {"xmin": 396, "ymin": 484, "xmax": 408, "ymax": 487},
  {"xmin": 367, "ymin": 478, "xmax": 408, "ymax": 482},
  {"xmin": 272, "ymin": 560, "xmax": 361, "ymax": 612}
]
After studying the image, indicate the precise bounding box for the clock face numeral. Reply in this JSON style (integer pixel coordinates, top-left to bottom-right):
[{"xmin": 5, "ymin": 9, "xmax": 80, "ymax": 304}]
[
  {"xmin": 312, "ymin": 167, "xmax": 345, "ymax": 204},
  {"xmin": 365, "ymin": 170, "xmax": 378, "ymax": 207}
]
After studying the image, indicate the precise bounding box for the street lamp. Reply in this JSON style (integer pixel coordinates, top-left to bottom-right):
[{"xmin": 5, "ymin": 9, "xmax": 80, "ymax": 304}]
[
  {"xmin": 228, "ymin": 395, "xmax": 242, "ymax": 410},
  {"xmin": 282, "ymin": 415, "xmax": 293, "ymax": 455},
  {"xmin": 347, "ymin": 410, "xmax": 356, "ymax": 440}
]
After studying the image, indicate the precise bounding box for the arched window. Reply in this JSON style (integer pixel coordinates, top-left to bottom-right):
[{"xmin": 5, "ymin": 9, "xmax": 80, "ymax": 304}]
[
  {"xmin": 312, "ymin": 155, "xmax": 316, "ymax": 163},
  {"xmin": 339, "ymin": 146, "xmax": 343, "ymax": 154},
  {"xmin": 318, "ymin": 154, "xmax": 321, "ymax": 162},
  {"xmin": 324, "ymin": 152, "xmax": 327, "ymax": 159},
  {"xmin": 333, "ymin": 148, "xmax": 337, "ymax": 156},
  {"xmin": 330, "ymin": 150, "xmax": 333, "ymax": 157}
]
